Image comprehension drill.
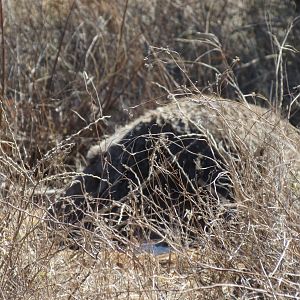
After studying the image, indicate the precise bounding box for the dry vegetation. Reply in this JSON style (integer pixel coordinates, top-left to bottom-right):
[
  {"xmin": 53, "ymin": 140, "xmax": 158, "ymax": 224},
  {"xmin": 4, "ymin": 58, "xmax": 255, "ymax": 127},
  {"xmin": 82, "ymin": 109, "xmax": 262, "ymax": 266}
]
[{"xmin": 0, "ymin": 0, "xmax": 300, "ymax": 299}]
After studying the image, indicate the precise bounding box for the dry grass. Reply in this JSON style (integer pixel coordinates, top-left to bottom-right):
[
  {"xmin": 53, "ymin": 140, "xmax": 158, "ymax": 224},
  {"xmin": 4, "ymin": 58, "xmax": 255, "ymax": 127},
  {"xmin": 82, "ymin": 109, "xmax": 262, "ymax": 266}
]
[
  {"xmin": 1, "ymin": 96, "xmax": 300, "ymax": 299},
  {"xmin": 1, "ymin": 0, "xmax": 300, "ymax": 299}
]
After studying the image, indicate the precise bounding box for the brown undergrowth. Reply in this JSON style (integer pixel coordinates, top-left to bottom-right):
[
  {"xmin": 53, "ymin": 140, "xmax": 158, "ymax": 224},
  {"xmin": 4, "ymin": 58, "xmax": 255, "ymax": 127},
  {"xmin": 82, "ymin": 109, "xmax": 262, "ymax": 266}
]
[
  {"xmin": 0, "ymin": 0, "xmax": 300, "ymax": 299},
  {"xmin": 1, "ymin": 95, "xmax": 300, "ymax": 299}
]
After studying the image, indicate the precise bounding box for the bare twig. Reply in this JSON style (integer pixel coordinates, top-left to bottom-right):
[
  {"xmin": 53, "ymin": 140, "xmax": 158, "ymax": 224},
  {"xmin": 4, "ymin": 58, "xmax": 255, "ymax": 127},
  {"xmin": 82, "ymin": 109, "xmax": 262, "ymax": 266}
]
[
  {"xmin": 46, "ymin": 0, "xmax": 76, "ymax": 96},
  {"xmin": 103, "ymin": 0, "xmax": 129, "ymax": 111},
  {"xmin": 0, "ymin": 0, "xmax": 4, "ymax": 126}
]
